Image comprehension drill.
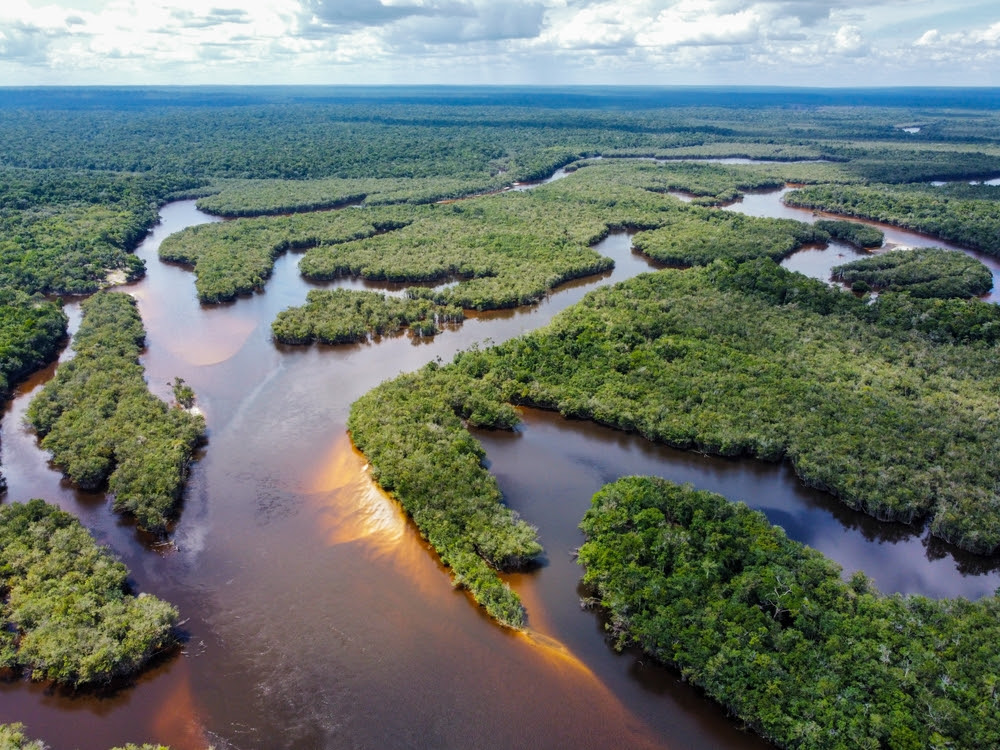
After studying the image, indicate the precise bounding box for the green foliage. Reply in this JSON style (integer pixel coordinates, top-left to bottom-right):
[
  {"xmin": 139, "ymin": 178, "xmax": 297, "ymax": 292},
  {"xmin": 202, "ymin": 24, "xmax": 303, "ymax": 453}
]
[
  {"xmin": 0, "ymin": 725, "xmax": 171, "ymax": 750},
  {"xmin": 871, "ymin": 292, "xmax": 1000, "ymax": 344},
  {"xmin": 0, "ymin": 291, "xmax": 67, "ymax": 396},
  {"xmin": 25, "ymin": 293, "xmax": 205, "ymax": 533},
  {"xmin": 602, "ymin": 158, "xmax": 855, "ymax": 205},
  {"xmin": 833, "ymin": 248, "xmax": 994, "ymax": 299},
  {"xmin": 813, "ymin": 219, "xmax": 884, "ymax": 248},
  {"xmin": 348, "ymin": 364, "xmax": 541, "ymax": 628},
  {"xmin": 0, "ymin": 723, "xmax": 47, "ymax": 750},
  {"xmin": 171, "ymin": 377, "xmax": 195, "ymax": 408},
  {"xmin": 831, "ymin": 145, "xmax": 1000, "ymax": 182},
  {"xmin": 579, "ymin": 476, "xmax": 1000, "ymax": 750},
  {"xmin": 298, "ymin": 191, "xmax": 621, "ymax": 311},
  {"xmin": 272, "ymin": 289, "xmax": 463, "ymax": 345},
  {"xmin": 0, "ymin": 170, "xmax": 202, "ymax": 296},
  {"xmin": 159, "ymin": 208, "xmax": 402, "ymax": 303},
  {"xmin": 0, "ymin": 500, "xmax": 179, "ymax": 686},
  {"xmin": 359, "ymin": 260, "xmax": 1000, "ymax": 553},
  {"xmin": 177, "ymin": 160, "xmax": 706, "ymax": 310},
  {"xmin": 632, "ymin": 210, "xmax": 825, "ymax": 266},
  {"xmin": 196, "ymin": 175, "xmax": 511, "ymax": 217},
  {"xmin": 786, "ymin": 184, "xmax": 1000, "ymax": 256}
]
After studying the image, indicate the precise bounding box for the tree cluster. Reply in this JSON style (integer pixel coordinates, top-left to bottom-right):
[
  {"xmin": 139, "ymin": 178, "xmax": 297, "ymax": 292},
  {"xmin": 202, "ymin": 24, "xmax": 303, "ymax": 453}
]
[
  {"xmin": 0, "ymin": 500, "xmax": 179, "ymax": 686},
  {"xmin": 812, "ymin": 219, "xmax": 884, "ymax": 249},
  {"xmin": 272, "ymin": 288, "xmax": 463, "ymax": 345},
  {"xmin": 354, "ymin": 259, "xmax": 1000, "ymax": 558},
  {"xmin": 348, "ymin": 364, "xmax": 541, "ymax": 627},
  {"xmin": 25, "ymin": 293, "xmax": 205, "ymax": 533},
  {"xmin": 832, "ymin": 248, "xmax": 993, "ymax": 298},
  {"xmin": 785, "ymin": 184, "xmax": 1000, "ymax": 256},
  {"xmin": 579, "ymin": 476, "xmax": 1000, "ymax": 749}
]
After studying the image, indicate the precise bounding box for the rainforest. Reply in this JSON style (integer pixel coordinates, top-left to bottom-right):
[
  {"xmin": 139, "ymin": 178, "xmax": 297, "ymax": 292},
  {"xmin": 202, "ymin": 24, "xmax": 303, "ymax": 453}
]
[{"xmin": 1, "ymin": 86, "xmax": 999, "ymax": 750}]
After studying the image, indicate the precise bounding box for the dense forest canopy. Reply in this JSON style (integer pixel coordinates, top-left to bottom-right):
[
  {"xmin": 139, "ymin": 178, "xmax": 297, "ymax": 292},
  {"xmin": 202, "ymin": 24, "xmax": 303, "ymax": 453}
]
[
  {"xmin": 579, "ymin": 476, "xmax": 1000, "ymax": 750},
  {"xmin": 0, "ymin": 500, "xmax": 178, "ymax": 686},
  {"xmin": 25, "ymin": 293, "xmax": 205, "ymax": 533},
  {"xmin": 832, "ymin": 248, "xmax": 994, "ymax": 298},
  {"xmin": 349, "ymin": 257, "xmax": 1000, "ymax": 629},
  {"xmin": 3, "ymin": 86, "xmax": 1000, "ymax": 746}
]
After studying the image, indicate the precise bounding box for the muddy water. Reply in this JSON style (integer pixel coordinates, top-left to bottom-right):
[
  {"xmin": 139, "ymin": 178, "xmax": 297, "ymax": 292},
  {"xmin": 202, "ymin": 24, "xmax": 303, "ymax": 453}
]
[
  {"xmin": 2, "ymin": 188, "xmax": 998, "ymax": 750},
  {"xmin": 723, "ymin": 186, "xmax": 1000, "ymax": 301},
  {"xmin": 0, "ymin": 202, "xmax": 765, "ymax": 750}
]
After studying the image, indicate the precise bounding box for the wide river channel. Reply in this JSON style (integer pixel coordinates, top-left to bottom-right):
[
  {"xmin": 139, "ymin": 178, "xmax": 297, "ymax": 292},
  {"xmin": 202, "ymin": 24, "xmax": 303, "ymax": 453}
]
[{"xmin": 2, "ymin": 169, "xmax": 999, "ymax": 749}]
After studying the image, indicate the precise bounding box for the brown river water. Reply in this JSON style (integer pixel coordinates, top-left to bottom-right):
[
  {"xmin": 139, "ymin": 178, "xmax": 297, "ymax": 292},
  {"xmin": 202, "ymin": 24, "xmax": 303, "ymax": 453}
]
[{"xmin": 1, "ymin": 175, "xmax": 999, "ymax": 749}]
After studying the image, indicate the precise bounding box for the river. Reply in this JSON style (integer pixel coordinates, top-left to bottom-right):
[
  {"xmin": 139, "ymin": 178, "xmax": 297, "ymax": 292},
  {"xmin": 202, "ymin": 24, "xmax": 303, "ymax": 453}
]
[
  {"xmin": 1, "ymin": 171, "xmax": 999, "ymax": 749},
  {"xmin": 721, "ymin": 186, "xmax": 1000, "ymax": 302}
]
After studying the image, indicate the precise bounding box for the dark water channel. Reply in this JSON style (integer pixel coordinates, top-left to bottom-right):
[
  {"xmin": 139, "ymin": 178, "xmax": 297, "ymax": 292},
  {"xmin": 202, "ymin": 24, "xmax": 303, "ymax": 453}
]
[
  {"xmin": 722, "ymin": 186, "xmax": 1000, "ymax": 302},
  {"xmin": 2, "ymin": 180, "xmax": 998, "ymax": 749}
]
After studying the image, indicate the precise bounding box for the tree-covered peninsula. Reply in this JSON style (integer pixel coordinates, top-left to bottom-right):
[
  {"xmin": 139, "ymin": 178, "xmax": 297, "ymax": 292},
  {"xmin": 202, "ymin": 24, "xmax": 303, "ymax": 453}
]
[
  {"xmin": 349, "ymin": 257, "xmax": 1000, "ymax": 623},
  {"xmin": 167, "ymin": 159, "xmax": 849, "ymax": 312},
  {"xmin": 832, "ymin": 248, "xmax": 994, "ymax": 298},
  {"xmin": 812, "ymin": 219, "xmax": 884, "ymax": 249},
  {"xmin": 25, "ymin": 293, "xmax": 205, "ymax": 533},
  {"xmin": 579, "ymin": 476, "xmax": 1000, "ymax": 750},
  {"xmin": 0, "ymin": 500, "xmax": 179, "ymax": 686},
  {"xmin": 785, "ymin": 184, "xmax": 1000, "ymax": 256},
  {"xmin": 0, "ymin": 170, "xmax": 204, "ymax": 296},
  {"xmin": 349, "ymin": 366, "xmax": 541, "ymax": 627},
  {"xmin": 0, "ymin": 292, "xmax": 67, "ymax": 400},
  {"xmin": 0, "ymin": 292, "xmax": 68, "ymax": 491}
]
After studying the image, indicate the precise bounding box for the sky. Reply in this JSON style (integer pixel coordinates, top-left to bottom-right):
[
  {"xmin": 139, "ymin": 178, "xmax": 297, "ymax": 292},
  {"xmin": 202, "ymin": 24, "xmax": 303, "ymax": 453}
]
[{"xmin": 1, "ymin": 0, "xmax": 999, "ymax": 87}]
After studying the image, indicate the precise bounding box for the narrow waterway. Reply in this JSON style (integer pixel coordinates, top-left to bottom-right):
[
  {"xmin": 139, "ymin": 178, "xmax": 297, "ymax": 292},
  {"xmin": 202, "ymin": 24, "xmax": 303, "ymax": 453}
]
[
  {"xmin": 2, "ymin": 171, "xmax": 998, "ymax": 750},
  {"xmin": 722, "ymin": 186, "xmax": 1000, "ymax": 302}
]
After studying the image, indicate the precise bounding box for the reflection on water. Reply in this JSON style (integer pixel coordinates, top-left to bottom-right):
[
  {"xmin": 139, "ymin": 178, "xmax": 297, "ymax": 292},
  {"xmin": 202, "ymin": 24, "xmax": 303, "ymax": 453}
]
[{"xmin": 2, "ymin": 187, "xmax": 998, "ymax": 750}]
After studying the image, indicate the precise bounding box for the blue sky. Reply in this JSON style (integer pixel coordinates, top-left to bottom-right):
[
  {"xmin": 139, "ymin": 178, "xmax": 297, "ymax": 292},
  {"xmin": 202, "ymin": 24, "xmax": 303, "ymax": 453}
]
[{"xmin": 2, "ymin": 0, "xmax": 998, "ymax": 86}]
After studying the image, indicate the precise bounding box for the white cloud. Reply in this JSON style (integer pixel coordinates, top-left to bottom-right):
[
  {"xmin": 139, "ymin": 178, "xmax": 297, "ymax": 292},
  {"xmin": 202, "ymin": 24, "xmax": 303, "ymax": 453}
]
[
  {"xmin": 0, "ymin": 0, "xmax": 997, "ymax": 85},
  {"xmin": 832, "ymin": 24, "xmax": 866, "ymax": 55}
]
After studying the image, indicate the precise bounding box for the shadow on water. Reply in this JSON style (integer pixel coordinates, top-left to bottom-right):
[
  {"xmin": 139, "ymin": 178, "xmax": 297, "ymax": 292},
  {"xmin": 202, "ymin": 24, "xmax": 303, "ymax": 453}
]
[{"xmin": 3, "ymin": 175, "xmax": 999, "ymax": 749}]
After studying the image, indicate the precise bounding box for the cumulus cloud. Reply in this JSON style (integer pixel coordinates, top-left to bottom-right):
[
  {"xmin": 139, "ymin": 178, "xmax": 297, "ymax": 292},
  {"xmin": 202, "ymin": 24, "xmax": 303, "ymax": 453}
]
[
  {"xmin": 0, "ymin": 22, "xmax": 54, "ymax": 63},
  {"xmin": 302, "ymin": 0, "xmax": 436, "ymax": 28},
  {"xmin": 392, "ymin": 3, "xmax": 546, "ymax": 44},
  {"xmin": 915, "ymin": 20, "xmax": 1000, "ymax": 48},
  {"xmin": 832, "ymin": 24, "xmax": 867, "ymax": 55},
  {"xmin": 0, "ymin": 0, "xmax": 997, "ymax": 85}
]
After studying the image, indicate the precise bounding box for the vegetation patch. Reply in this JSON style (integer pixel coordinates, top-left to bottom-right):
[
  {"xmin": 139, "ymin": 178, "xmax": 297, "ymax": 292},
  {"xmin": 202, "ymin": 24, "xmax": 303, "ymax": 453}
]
[
  {"xmin": 632, "ymin": 210, "xmax": 825, "ymax": 266},
  {"xmin": 25, "ymin": 293, "xmax": 205, "ymax": 533},
  {"xmin": 354, "ymin": 260, "xmax": 1000, "ymax": 556},
  {"xmin": 348, "ymin": 365, "xmax": 542, "ymax": 628},
  {"xmin": 832, "ymin": 248, "xmax": 994, "ymax": 298},
  {"xmin": 159, "ymin": 208, "xmax": 407, "ymax": 303},
  {"xmin": 0, "ymin": 291, "xmax": 67, "ymax": 398},
  {"xmin": 0, "ymin": 500, "xmax": 179, "ymax": 686},
  {"xmin": 599, "ymin": 158, "xmax": 854, "ymax": 205},
  {"xmin": 272, "ymin": 288, "xmax": 464, "ymax": 344},
  {"xmin": 785, "ymin": 184, "xmax": 1000, "ymax": 255},
  {"xmin": 812, "ymin": 219, "xmax": 884, "ymax": 249},
  {"xmin": 195, "ymin": 175, "xmax": 511, "ymax": 217},
  {"xmin": 298, "ymin": 192, "xmax": 621, "ymax": 310},
  {"xmin": 0, "ymin": 725, "xmax": 168, "ymax": 750},
  {"xmin": 0, "ymin": 170, "xmax": 202, "ymax": 296},
  {"xmin": 579, "ymin": 476, "xmax": 1000, "ymax": 750}
]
